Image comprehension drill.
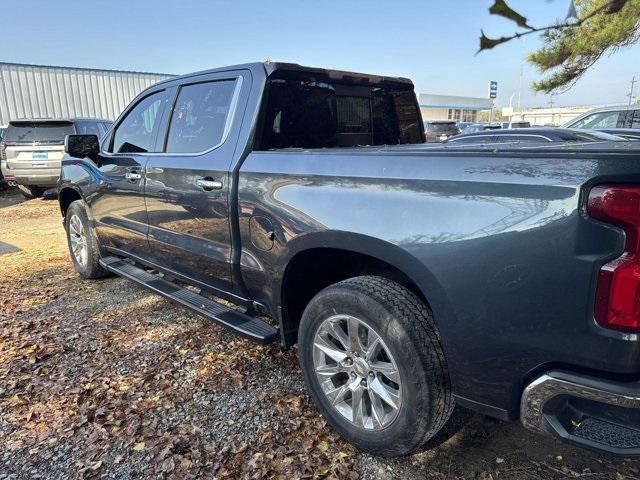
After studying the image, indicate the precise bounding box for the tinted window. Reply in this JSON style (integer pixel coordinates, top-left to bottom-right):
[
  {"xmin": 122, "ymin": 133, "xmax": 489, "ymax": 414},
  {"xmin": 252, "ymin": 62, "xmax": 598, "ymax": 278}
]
[
  {"xmin": 570, "ymin": 111, "xmax": 620, "ymax": 129},
  {"xmin": 165, "ymin": 79, "xmax": 237, "ymax": 153},
  {"xmin": 4, "ymin": 122, "xmax": 74, "ymax": 144},
  {"xmin": 112, "ymin": 91, "xmax": 167, "ymax": 153},
  {"xmin": 631, "ymin": 110, "xmax": 640, "ymax": 129},
  {"xmin": 257, "ymin": 78, "xmax": 422, "ymax": 150}
]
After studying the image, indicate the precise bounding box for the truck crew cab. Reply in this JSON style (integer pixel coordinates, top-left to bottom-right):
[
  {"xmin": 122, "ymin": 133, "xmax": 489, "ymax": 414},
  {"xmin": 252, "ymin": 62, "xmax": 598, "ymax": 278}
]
[{"xmin": 59, "ymin": 62, "xmax": 640, "ymax": 457}]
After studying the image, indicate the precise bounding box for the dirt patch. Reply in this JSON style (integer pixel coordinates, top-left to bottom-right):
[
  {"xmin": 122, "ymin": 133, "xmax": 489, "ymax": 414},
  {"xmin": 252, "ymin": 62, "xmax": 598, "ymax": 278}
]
[{"xmin": 0, "ymin": 199, "xmax": 638, "ymax": 479}]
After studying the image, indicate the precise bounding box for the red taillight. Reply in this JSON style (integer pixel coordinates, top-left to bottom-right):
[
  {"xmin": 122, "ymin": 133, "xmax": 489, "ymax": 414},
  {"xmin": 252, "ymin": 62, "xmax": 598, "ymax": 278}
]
[{"xmin": 588, "ymin": 185, "xmax": 640, "ymax": 332}]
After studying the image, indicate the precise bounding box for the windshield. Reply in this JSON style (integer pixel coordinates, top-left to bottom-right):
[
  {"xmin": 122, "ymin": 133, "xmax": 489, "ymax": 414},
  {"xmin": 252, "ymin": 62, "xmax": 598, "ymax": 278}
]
[
  {"xmin": 426, "ymin": 123, "xmax": 458, "ymax": 134},
  {"xmin": 4, "ymin": 122, "xmax": 74, "ymax": 144}
]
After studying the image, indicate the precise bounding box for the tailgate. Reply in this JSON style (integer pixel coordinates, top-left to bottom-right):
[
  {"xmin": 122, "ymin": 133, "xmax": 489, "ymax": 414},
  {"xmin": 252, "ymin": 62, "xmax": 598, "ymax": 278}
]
[{"xmin": 6, "ymin": 145, "xmax": 64, "ymax": 170}]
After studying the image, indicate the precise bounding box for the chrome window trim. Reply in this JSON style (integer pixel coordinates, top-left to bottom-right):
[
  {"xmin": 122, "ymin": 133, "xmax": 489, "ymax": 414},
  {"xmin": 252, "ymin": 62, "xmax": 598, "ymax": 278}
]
[{"xmin": 101, "ymin": 75, "xmax": 243, "ymax": 159}]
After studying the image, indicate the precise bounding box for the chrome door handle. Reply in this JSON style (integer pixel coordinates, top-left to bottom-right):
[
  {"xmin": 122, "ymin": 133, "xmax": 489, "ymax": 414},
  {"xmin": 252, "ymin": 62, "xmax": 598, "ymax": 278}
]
[
  {"xmin": 196, "ymin": 178, "xmax": 223, "ymax": 191},
  {"xmin": 125, "ymin": 171, "xmax": 142, "ymax": 181}
]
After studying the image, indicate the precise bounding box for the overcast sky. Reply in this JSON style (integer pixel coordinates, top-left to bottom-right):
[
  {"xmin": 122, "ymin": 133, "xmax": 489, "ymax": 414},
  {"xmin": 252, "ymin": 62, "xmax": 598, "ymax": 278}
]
[{"xmin": 4, "ymin": 0, "xmax": 639, "ymax": 108}]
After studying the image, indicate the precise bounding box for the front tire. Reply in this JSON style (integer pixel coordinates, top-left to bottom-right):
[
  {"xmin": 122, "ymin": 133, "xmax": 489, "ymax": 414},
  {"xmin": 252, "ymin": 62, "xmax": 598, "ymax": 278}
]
[
  {"xmin": 298, "ymin": 276, "xmax": 454, "ymax": 457},
  {"xmin": 17, "ymin": 185, "xmax": 46, "ymax": 199},
  {"xmin": 65, "ymin": 200, "xmax": 109, "ymax": 279}
]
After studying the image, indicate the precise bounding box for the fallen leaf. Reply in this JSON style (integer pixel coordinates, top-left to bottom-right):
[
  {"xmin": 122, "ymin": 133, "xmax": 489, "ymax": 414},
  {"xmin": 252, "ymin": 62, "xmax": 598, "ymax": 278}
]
[{"xmin": 133, "ymin": 442, "xmax": 146, "ymax": 451}]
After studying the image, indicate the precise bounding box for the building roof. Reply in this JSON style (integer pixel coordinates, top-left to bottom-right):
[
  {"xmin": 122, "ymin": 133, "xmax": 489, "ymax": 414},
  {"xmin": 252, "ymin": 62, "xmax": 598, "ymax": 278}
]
[
  {"xmin": 419, "ymin": 93, "xmax": 492, "ymax": 110},
  {"xmin": 0, "ymin": 61, "xmax": 173, "ymax": 78}
]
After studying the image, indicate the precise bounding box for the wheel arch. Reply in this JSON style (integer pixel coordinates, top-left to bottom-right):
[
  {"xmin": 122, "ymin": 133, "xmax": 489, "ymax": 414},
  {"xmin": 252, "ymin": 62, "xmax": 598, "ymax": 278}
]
[
  {"xmin": 58, "ymin": 186, "xmax": 84, "ymax": 219},
  {"xmin": 275, "ymin": 232, "xmax": 455, "ymax": 347}
]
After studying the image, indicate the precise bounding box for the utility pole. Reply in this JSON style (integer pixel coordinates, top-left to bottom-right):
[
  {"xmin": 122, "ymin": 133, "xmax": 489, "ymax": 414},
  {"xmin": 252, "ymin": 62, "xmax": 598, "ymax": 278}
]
[
  {"xmin": 517, "ymin": 63, "xmax": 523, "ymax": 111},
  {"xmin": 628, "ymin": 76, "xmax": 637, "ymax": 105}
]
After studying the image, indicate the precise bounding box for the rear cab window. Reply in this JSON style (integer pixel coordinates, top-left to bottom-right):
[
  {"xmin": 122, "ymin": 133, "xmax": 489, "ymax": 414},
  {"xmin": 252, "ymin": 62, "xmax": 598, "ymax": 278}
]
[
  {"xmin": 4, "ymin": 121, "xmax": 74, "ymax": 145},
  {"xmin": 256, "ymin": 72, "xmax": 423, "ymax": 150}
]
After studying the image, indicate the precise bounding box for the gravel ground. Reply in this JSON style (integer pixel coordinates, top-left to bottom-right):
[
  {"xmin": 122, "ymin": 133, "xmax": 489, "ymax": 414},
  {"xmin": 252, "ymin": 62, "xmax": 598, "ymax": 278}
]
[{"xmin": 1, "ymin": 189, "xmax": 639, "ymax": 479}]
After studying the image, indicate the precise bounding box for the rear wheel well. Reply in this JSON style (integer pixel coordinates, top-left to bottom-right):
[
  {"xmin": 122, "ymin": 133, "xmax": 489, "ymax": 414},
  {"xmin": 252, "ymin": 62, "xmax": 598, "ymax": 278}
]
[
  {"xmin": 59, "ymin": 188, "xmax": 82, "ymax": 218},
  {"xmin": 280, "ymin": 248, "xmax": 427, "ymax": 345}
]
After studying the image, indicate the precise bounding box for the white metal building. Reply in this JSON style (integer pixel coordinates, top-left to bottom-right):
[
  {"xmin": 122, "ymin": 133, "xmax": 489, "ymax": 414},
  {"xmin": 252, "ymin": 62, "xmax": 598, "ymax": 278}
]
[
  {"xmin": 0, "ymin": 62, "xmax": 173, "ymax": 125},
  {"xmin": 418, "ymin": 93, "xmax": 492, "ymax": 122}
]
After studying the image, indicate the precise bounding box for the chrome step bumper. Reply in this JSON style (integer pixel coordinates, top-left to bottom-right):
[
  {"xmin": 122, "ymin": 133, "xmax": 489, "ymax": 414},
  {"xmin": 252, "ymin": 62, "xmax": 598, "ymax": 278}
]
[{"xmin": 521, "ymin": 371, "xmax": 640, "ymax": 455}]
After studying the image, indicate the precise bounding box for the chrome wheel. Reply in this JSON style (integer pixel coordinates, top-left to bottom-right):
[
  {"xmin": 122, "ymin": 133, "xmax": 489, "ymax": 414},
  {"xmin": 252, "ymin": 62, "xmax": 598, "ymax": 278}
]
[
  {"xmin": 313, "ymin": 314, "xmax": 402, "ymax": 430},
  {"xmin": 69, "ymin": 214, "xmax": 88, "ymax": 267}
]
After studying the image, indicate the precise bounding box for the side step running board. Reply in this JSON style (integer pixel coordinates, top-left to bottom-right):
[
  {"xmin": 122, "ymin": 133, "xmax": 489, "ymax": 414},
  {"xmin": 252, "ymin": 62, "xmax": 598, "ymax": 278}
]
[{"xmin": 99, "ymin": 256, "xmax": 279, "ymax": 345}]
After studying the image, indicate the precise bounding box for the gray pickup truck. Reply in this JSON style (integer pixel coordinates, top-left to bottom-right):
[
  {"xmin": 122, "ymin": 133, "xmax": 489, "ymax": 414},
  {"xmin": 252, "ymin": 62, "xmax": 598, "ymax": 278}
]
[{"xmin": 58, "ymin": 62, "xmax": 640, "ymax": 458}]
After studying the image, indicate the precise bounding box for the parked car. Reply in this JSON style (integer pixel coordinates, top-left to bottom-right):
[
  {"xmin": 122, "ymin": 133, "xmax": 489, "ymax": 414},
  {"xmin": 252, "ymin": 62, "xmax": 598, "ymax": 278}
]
[
  {"xmin": 2, "ymin": 118, "xmax": 111, "ymax": 198},
  {"xmin": 564, "ymin": 104, "xmax": 640, "ymax": 130},
  {"xmin": 424, "ymin": 120, "xmax": 460, "ymax": 142},
  {"xmin": 596, "ymin": 128, "xmax": 640, "ymax": 141},
  {"xmin": 445, "ymin": 127, "xmax": 625, "ymax": 145},
  {"xmin": 59, "ymin": 62, "xmax": 640, "ymax": 458}
]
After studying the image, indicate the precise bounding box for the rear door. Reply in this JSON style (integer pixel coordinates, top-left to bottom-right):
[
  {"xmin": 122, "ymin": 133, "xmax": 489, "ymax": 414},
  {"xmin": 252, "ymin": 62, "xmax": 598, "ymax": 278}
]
[
  {"xmin": 144, "ymin": 71, "xmax": 248, "ymax": 294},
  {"xmin": 91, "ymin": 88, "xmax": 172, "ymax": 259}
]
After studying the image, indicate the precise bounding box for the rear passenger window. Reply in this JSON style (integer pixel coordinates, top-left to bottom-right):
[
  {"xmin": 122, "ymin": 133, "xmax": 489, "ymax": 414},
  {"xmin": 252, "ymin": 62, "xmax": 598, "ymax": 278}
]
[
  {"xmin": 112, "ymin": 90, "xmax": 167, "ymax": 153},
  {"xmin": 165, "ymin": 79, "xmax": 237, "ymax": 153},
  {"xmin": 631, "ymin": 110, "xmax": 640, "ymax": 129}
]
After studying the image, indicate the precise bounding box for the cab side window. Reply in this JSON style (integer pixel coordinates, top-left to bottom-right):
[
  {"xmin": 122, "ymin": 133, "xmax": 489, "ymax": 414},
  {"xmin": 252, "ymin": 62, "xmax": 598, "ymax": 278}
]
[
  {"xmin": 111, "ymin": 90, "xmax": 167, "ymax": 153},
  {"xmin": 165, "ymin": 79, "xmax": 237, "ymax": 154}
]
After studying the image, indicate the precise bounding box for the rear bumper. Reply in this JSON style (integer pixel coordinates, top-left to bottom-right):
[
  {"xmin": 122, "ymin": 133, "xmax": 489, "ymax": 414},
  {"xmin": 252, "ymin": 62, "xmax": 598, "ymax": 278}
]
[
  {"xmin": 11, "ymin": 169, "xmax": 60, "ymax": 187},
  {"xmin": 521, "ymin": 371, "xmax": 640, "ymax": 455}
]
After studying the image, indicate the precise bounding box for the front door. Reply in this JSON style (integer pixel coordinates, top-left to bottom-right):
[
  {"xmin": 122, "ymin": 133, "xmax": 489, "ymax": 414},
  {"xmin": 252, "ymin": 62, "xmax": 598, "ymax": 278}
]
[
  {"xmin": 91, "ymin": 88, "xmax": 171, "ymax": 259},
  {"xmin": 144, "ymin": 72, "xmax": 247, "ymax": 294}
]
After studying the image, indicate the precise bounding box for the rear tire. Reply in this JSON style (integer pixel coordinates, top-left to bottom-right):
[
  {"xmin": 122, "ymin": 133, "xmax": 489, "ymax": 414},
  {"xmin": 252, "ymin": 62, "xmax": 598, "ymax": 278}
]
[
  {"xmin": 65, "ymin": 200, "xmax": 110, "ymax": 279},
  {"xmin": 298, "ymin": 276, "xmax": 454, "ymax": 457},
  {"xmin": 17, "ymin": 185, "xmax": 46, "ymax": 199}
]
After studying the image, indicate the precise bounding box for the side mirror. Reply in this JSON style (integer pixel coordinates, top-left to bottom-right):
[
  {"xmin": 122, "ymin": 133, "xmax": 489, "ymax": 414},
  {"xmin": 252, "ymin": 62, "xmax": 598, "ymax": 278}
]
[{"xmin": 64, "ymin": 134, "xmax": 99, "ymax": 159}]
